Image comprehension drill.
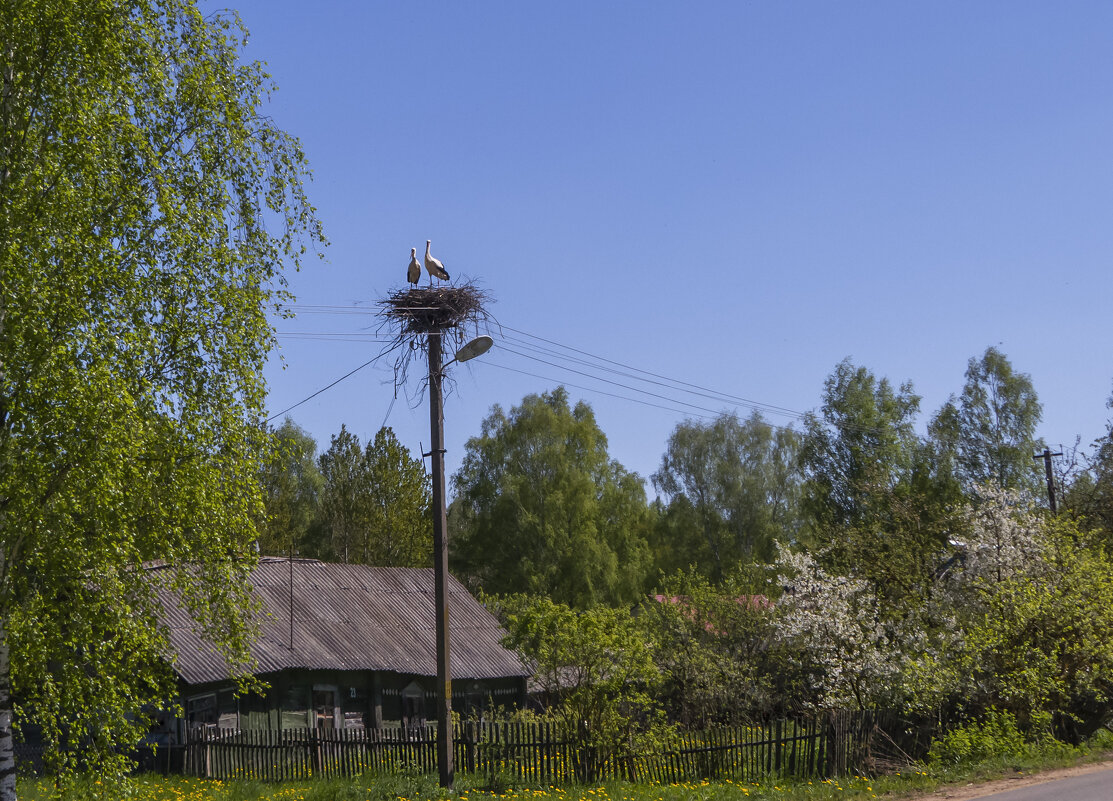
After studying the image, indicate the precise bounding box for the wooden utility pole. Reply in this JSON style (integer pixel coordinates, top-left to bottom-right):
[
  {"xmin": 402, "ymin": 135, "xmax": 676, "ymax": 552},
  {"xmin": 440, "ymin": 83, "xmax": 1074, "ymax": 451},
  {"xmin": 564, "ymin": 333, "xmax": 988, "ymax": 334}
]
[
  {"xmin": 427, "ymin": 328, "xmax": 454, "ymax": 788},
  {"xmin": 1034, "ymin": 447, "xmax": 1063, "ymax": 514},
  {"xmin": 380, "ymin": 276, "xmax": 491, "ymax": 791}
]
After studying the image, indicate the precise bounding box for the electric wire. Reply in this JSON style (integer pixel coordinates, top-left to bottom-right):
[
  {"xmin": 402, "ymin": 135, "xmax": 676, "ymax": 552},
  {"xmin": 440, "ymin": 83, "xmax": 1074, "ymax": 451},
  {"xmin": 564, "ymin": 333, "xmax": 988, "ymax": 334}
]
[
  {"xmin": 266, "ymin": 354, "xmax": 381, "ymax": 424},
  {"xmin": 499, "ymin": 324, "xmax": 808, "ymax": 419},
  {"xmin": 495, "ymin": 344, "xmax": 766, "ymax": 421},
  {"xmin": 273, "ymin": 307, "xmax": 811, "ymax": 429},
  {"xmin": 272, "ymin": 306, "xmax": 916, "ymax": 443},
  {"xmin": 483, "ymin": 360, "xmax": 719, "ymax": 421},
  {"xmin": 498, "ymin": 333, "xmax": 806, "ymax": 421},
  {"xmin": 282, "ymin": 307, "xmax": 807, "ymax": 417}
]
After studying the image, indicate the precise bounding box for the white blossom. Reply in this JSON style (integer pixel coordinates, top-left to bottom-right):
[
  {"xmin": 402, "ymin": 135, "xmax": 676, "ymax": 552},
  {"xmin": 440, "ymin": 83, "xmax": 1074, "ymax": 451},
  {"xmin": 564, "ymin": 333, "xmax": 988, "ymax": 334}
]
[
  {"xmin": 774, "ymin": 545, "xmax": 904, "ymax": 709},
  {"xmin": 952, "ymin": 484, "xmax": 1046, "ymax": 587}
]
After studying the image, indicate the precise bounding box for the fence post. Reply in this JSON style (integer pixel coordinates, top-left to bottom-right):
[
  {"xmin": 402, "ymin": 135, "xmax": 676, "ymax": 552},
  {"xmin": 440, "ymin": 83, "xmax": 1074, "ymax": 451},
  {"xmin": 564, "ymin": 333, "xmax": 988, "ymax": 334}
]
[{"xmin": 465, "ymin": 720, "xmax": 476, "ymax": 774}]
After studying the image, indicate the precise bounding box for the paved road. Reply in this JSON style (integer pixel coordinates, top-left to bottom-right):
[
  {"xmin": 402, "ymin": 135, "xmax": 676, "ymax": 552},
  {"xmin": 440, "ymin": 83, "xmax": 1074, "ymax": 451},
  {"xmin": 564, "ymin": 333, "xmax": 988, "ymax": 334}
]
[{"xmin": 972, "ymin": 768, "xmax": 1113, "ymax": 800}]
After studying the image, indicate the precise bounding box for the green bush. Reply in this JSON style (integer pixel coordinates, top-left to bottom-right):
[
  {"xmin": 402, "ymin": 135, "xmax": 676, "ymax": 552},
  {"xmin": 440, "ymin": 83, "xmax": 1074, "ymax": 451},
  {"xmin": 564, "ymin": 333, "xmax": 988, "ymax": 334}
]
[
  {"xmin": 929, "ymin": 709, "xmax": 1032, "ymax": 766},
  {"xmin": 1086, "ymin": 726, "xmax": 1113, "ymax": 751}
]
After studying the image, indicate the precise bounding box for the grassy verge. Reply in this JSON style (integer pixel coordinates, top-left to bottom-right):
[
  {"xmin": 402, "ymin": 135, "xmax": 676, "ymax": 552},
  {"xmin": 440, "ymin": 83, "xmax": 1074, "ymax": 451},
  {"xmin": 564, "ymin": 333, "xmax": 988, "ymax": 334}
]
[
  {"xmin": 15, "ymin": 743, "xmax": 1113, "ymax": 801},
  {"xmin": 14, "ymin": 772, "xmax": 929, "ymax": 801}
]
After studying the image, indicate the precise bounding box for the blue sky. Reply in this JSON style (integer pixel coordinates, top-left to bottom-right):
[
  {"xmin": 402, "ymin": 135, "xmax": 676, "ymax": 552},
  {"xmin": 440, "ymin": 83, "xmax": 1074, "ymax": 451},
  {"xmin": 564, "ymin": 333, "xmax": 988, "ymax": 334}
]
[{"xmin": 211, "ymin": 1, "xmax": 1113, "ymax": 491}]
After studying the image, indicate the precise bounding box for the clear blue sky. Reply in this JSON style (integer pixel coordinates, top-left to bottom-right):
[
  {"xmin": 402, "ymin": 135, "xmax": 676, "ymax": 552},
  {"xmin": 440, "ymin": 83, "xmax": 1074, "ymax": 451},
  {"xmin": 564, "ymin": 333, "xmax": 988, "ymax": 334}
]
[{"xmin": 209, "ymin": 1, "xmax": 1113, "ymax": 491}]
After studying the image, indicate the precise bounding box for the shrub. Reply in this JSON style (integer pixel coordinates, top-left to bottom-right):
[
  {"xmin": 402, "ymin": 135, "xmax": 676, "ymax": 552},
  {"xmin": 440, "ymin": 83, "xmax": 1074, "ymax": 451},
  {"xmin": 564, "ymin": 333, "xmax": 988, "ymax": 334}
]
[{"xmin": 928, "ymin": 709, "xmax": 1032, "ymax": 766}]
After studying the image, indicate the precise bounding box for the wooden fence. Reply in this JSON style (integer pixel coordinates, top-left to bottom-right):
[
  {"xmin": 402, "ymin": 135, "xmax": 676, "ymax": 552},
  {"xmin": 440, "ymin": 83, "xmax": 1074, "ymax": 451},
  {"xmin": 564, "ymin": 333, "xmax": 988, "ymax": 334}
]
[{"xmin": 180, "ymin": 711, "xmax": 890, "ymax": 784}]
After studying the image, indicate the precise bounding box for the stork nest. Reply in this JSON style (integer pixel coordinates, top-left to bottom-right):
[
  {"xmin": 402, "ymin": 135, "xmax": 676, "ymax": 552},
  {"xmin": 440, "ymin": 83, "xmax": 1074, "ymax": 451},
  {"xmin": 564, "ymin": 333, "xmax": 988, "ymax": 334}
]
[
  {"xmin": 379, "ymin": 282, "xmax": 490, "ymax": 334},
  {"xmin": 377, "ymin": 281, "xmax": 495, "ymax": 396}
]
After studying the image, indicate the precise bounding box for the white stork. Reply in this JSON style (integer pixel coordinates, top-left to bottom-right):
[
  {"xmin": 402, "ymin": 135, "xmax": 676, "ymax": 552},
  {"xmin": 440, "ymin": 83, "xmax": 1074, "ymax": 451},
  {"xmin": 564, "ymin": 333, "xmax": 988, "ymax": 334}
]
[
  {"xmin": 406, "ymin": 247, "xmax": 421, "ymax": 286},
  {"xmin": 424, "ymin": 239, "xmax": 450, "ymax": 284}
]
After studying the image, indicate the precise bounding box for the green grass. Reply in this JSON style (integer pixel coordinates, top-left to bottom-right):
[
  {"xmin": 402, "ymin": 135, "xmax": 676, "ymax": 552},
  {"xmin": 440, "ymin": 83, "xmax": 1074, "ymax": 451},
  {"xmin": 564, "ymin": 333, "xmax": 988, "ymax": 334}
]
[
  {"xmin": 15, "ymin": 742, "xmax": 1112, "ymax": 801},
  {"xmin": 13, "ymin": 772, "xmax": 926, "ymax": 801}
]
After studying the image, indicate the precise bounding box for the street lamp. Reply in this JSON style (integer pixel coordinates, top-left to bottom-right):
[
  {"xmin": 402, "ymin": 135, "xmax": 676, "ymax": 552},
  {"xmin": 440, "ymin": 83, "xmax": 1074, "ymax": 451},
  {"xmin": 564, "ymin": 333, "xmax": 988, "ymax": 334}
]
[
  {"xmin": 446, "ymin": 335, "xmax": 493, "ymax": 368},
  {"xmin": 427, "ymin": 333, "xmax": 492, "ymax": 789}
]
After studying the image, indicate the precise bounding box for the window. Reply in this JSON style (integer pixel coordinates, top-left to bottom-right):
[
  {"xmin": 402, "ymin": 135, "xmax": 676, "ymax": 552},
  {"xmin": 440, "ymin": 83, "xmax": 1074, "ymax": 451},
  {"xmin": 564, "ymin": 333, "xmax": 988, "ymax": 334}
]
[
  {"xmin": 217, "ymin": 689, "xmax": 239, "ymax": 729},
  {"xmin": 313, "ymin": 685, "xmax": 338, "ymax": 730},
  {"xmin": 186, "ymin": 694, "xmax": 217, "ymax": 731},
  {"xmin": 401, "ymin": 682, "xmax": 425, "ymax": 730}
]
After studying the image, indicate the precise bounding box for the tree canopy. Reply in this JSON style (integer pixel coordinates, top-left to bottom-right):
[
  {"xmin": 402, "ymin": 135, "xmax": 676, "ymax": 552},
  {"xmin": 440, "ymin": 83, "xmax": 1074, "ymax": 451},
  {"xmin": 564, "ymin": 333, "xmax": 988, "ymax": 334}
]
[
  {"xmin": 491, "ymin": 593, "xmax": 661, "ymax": 780},
  {"xmin": 318, "ymin": 425, "xmax": 367, "ymax": 564},
  {"xmin": 800, "ymin": 360, "xmax": 960, "ymax": 611},
  {"xmin": 651, "ymin": 412, "xmax": 802, "ymax": 579},
  {"xmin": 260, "ymin": 419, "xmax": 324, "ymax": 556},
  {"xmin": 800, "ymin": 359, "xmax": 923, "ymax": 537},
  {"xmin": 0, "ymin": 0, "xmax": 323, "ymax": 790},
  {"xmin": 313, "ymin": 425, "xmax": 431, "ymax": 566},
  {"xmin": 357, "ymin": 426, "xmax": 432, "ymax": 567},
  {"xmin": 450, "ymin": 387, "xmax": 651, "ymax": 608},
  {"xmin": 929, "ymin": 347, "xmax": 1043, "ymax": 496}
]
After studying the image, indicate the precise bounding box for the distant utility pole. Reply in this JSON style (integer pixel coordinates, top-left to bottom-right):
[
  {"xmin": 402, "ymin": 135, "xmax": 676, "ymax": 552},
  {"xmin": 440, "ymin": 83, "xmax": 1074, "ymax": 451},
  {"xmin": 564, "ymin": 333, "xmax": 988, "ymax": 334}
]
[{"xmin": 1033, "ymin": 447, "xmax": 1063, "ymax": 514}]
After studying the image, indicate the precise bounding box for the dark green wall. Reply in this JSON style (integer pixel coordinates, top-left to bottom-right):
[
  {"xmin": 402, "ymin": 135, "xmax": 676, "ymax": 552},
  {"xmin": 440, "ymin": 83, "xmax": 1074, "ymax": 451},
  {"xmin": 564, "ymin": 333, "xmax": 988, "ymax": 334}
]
[{"xmin": 176, "ymin": 671, "xmax": 526, "ymax": 738}]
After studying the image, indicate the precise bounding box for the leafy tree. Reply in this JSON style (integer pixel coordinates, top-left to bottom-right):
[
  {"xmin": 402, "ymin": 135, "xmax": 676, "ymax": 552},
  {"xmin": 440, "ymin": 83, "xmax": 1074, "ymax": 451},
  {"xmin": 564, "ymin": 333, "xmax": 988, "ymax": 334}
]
[
  {"xmin": 646, "ymin": 496, "xmax": 710, "ymax": 579},
  {"xmin": 260, "ymin": 418, "xmax": 324, "ymax": 556},
  {"xmin": 929, "ymin": 347, "xmax": 1044, "ymax": 496},
  {"xmin": 798, "ymin": 360, "xmax": 959, "ymax": 613},
  {"xmin": 1095, "ymin": 386, "xmax": 1113, "ymax": 525},
  {"xmin": 360, "ymin": 427, "xmax": 431, "ymax": 567},
  {"xmin": 318, "ymin": 425, "xmax": 366, "ymax": 563},
  {"xmin": 317, "ymin": 426, "xmax": 432, "ymax": 566},
  {"xmin": 641, "ymin": 569, "xmax": 786, "ymax": 726},
  {"xmin": 450, "ymin": 387, "xmax": 652, "ymax": 608},
  {"xmin": 773, "ymin": 546, "xmax": 905, "ymax": 711},
  {"xmin": 908, "ymin": 496, "xmax": 1113, "ymax": 740},
  {"xmin": 651, "ymin": 412, "xmax": 802, "ymax": 580},
  {"xmin": 0, "ymin": 0, "xmax": 323, "ymax": 792},
  {"xmin": 490, "ymin": 593, "xmax": 662, "ymax": 780},
  {"xmin": 800, "ymin": 359, "xmax": 922, "ymax": 537},
  {"xmin": 1064, "ymin": 381, "xmax": 1113, "ymax": 539}
]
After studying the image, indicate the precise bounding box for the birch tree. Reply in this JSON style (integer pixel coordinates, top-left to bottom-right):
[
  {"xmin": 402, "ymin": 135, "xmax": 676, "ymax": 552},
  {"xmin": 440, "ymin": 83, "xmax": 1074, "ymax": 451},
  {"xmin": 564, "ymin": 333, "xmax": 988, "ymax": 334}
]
[
  {"xmin": 929, "ymin": 347, "xmax": 1044, "ymax": 496},
  {"xmin": 260, "ymin": 419, "xmax": 324, "ymax": 556},
  {"xmin": 651, "ymin": 412, "xmax": 802, "ymax": 579},
  {"xmin": 450, "ymin": 388, "xmax": 652, "ymax": 608},
  {"xmin": 0, "ymin": 0, "xmax": 323, "ymax": 793}
]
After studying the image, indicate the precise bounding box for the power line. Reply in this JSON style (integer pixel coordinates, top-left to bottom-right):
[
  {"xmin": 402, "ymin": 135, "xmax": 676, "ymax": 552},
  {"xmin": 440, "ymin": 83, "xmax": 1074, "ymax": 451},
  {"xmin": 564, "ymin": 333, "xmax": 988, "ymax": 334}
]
[
  {"xmin": 270, "ymin": 317, "xmax": 808, "ymax": 430},
  {"xmin": 286, "ymin": 304, "xmax": 376, "ymax": 315},
  {"xmin": 272, "ymin": 308, "xmax": 818, "ymax": 432},
  {"xmin": 266, "ymin": 354, "xmax": 381, "ymax": 424},
  {"xmin": 281, "ymin": 304, "xmax": 804, "ymax": 418},
  {"xmin": 483, "ymin": 360, "xmax": 720, "ymax": 421},
  {"xmin": 277, "ymin": 334, "xmax": 390, "ymax": 344},
  {"xmin": 498, "ymin": 332, "xmax": 806, "ymax": 421},
  {"xmin": 500, "ymin": 324, "xmax": 808, "ymax": 419},
  {"xmin": 495, "ymin": 344, "xmax": 762, "ymax": 421},
  {"xmin": 269, "ymin": 302, "xmax": 927, "ymax": 447}
]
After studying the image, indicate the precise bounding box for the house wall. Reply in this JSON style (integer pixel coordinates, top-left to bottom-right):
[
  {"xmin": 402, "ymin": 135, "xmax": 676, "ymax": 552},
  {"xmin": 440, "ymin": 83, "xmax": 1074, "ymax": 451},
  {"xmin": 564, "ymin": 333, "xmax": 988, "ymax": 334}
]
[{"xmin": 175, "ymin": 671, "xmax": 527, "ymax": 741}]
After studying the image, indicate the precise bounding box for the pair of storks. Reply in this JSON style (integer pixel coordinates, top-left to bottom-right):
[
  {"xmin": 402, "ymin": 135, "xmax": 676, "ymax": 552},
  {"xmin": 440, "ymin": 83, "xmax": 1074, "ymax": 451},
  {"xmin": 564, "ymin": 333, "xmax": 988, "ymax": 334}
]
[{"xmin": 407, "ymin": 240, "xmax": 450, "ymax": 286}]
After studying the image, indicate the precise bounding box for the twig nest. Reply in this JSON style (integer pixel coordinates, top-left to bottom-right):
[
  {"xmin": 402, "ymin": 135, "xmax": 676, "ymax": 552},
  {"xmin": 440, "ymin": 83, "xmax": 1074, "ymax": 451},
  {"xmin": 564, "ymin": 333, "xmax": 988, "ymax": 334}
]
[
  {"xmin": 377, "ymin": 280, "xmax": 495, "ymax": 395},
  {"xmin": 380, "ymin": 283, "xmax": 489, "ymax": 335}
]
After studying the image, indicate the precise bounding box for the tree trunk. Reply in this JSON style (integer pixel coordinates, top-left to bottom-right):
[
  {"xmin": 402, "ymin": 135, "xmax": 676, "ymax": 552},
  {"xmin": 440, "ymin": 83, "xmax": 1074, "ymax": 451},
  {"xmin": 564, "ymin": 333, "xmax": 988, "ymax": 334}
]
[{"xmin": 0, "ymin": 549, "xmax": 15, "ymax": 801}]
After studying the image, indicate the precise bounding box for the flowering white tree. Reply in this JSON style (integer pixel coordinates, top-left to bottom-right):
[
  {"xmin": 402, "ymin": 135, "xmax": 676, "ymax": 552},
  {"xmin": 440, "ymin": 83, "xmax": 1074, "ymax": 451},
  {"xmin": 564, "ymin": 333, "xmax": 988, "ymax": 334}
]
[
  {"xmin": 905, "ymin": 487, "xmax": 1046, "ymax": 711},
  {"xmin": 952, "ymin": 485, "xmax": 1046, "ymax": 587},
  {"xmin": 774, "ymin": 546, "xmax": 905, "ymax": 710},
  {"xmin": 906, "ymin": 485, "xmax": 1113, "ymax": 736}
]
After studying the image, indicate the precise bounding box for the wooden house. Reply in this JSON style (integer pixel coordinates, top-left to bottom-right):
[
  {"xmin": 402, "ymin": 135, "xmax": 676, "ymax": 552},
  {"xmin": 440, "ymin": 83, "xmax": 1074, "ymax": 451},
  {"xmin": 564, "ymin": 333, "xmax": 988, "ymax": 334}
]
[{"xmin": 155, "ymin": 558, "xmax": 529, "ymax": 743}]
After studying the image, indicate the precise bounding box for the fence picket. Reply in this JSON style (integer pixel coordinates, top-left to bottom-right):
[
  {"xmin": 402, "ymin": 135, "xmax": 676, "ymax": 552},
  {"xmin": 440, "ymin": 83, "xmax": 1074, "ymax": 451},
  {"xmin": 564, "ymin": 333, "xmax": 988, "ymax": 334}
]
[{"xmin": 172, "ymin": 711, "xmax": 887, "ymax": 785}]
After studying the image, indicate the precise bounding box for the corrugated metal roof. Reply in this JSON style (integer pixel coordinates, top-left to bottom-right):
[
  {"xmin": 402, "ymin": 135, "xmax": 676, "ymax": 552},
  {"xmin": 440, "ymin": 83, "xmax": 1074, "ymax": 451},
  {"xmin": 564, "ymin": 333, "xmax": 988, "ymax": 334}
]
[{"xmin": 159, "ymin": 558, "xmax": 530, "ymax": 685}]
